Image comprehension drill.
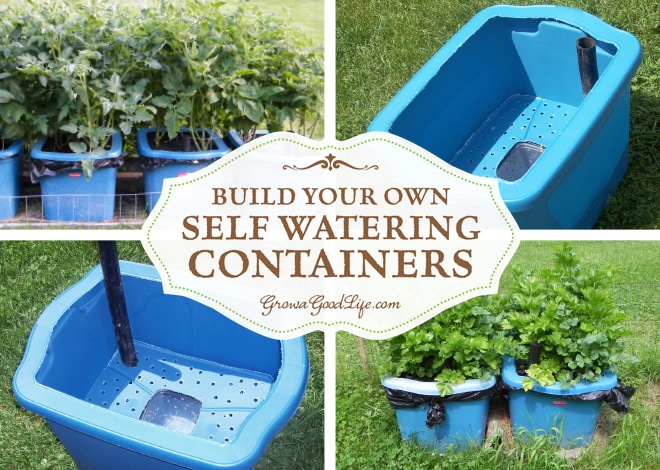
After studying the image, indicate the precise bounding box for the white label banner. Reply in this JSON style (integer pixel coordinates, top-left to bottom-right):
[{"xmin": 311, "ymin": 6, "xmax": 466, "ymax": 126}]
[{"xmin": 141, "ymin": 131, "xmax": 519, "ymax": 339}]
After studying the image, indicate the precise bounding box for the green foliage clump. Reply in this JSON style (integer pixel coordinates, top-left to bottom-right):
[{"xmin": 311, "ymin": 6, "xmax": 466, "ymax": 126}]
[
  {"xmin": 502, "ymin": 242, "xmax": 631, "ymax": 390},
  {"xmin": 383, "ymin": 295, "xmax": 514, "ymax": 396},
  {"xmin": 0, "ymin": 0, "xmax": 323, "ymax": 153}
]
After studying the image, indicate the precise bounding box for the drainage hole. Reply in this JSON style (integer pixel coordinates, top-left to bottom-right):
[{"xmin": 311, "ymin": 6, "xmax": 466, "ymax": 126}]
[
  {"xmin": 227, "ymin": 400, "xmax": 232, "ymax": 403},
  {"xmin": 115, "ymin": 388, "xmax": 120, "ymax": 392},
  {"xmin": 557, "ymin": 104, "xmax": 562, "ymax": 108},
  {"xmin": 254, "ymin": 383, "xmax": 259, "ymax": 387},
  {"xmin": 229, "ymin": 383, "xmax": 233, "ymax": 386},
  {"xmin": 538, "ymin": 135, "xmax": 543, "ymax": 139},
  {"xmin": 161, "ymin": 368, "xmax": 166, "ymax": 372},
  {"xmin": 196, "ymin": 381, "xmax": 201, "ymax": 385},
  {"xmin": 88, "ymin": 398, "xmax": 93, "ymax": 402},
  {"xmin": 125, "ymin": 399, "xmax": 129, "ymax": 402},
  {"xmin": 225, "ymin": 439, "xmax": 229, "ymax": 442},
  {"xmin": 150, "ymin": 366, "xmax": 155, "ymax": 370},
  {"xmin": 115, "ymin": 402, "xmax": 120, "ymax": 406},
  {"xmin": 211, "ymin": 382, "xmax": 216, "ymax": 386},
  {"xmin": 135, "ymin": 390, "xmax": 140, "ymax": 394},
  {"xmin": 189, "ymin": 367, "xmax": 194, "ymax": 371},
  {"xmin": 214, "ymin": 396, "xmax": 218, "ymax": 400},
  {"xmin": 179, "ymin": 381, "xmax": 183, "ymax": 384},
  {"xmin": 240, "ymin": 391, "xmax": 244, "ymax": 395},
  {"xmin": 198, "ymin": 371, "xmax": 203, "ymax": 375},
  {"xmin": 102, "ymin": 381, "xmax": 108, "ymax": 385},
  {"xmin": 230, "ymin": 427, "xmax": 234, "ymax": 431},
  {"xmin": 103, "ymin": 402, "xmax": 108, "ymax": 406},
  {"xmin": 144, "ymin": 357, "xmax": 149, "ymax": 361},
  {"xmin": 211, "ymin": 412, "xmax": 216, "ymax": 416},
  {"xmin": 101, "ymin": 391, "xmax": 106, "ymax": 395},
  {"xmin": 253, "ymin": 399, "xmax": 258, "ymax": 403}
]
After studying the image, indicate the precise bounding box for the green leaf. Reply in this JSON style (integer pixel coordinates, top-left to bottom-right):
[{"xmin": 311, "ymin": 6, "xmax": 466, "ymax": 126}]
[
  {"xmin": 68, "ymin": 141, "xmax": 88, "ymax": 154},
  {"xmin": 0, "ymin": 89, "xmax": 15, "ymax": 103}
]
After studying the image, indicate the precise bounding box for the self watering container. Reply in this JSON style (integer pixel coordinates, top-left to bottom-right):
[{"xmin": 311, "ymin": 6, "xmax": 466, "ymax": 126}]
[
  {"xmin": 30, "ymin": 132, "xmax": 123, "ymax": 222},
  {"xmin": 368, "ymin": 5, "xmax": 642, "ymax": 229},
  {"xmin": 501, "ymin": 356, "xmax": 624, "ymax": 448},
  {"xmin": 382, "ymin": 375, "xmax": 496, "ymax": 451},
  {"xmin": 13, "ymin": 248, "xmax": 309, "ymax": 469},
  {"xmin": 0, "ymin": 138, "xmax": 23, "ymax": 220},
  {"xmin": 137, "ymin": 128, "xmax": 231, "ymax": 213}
]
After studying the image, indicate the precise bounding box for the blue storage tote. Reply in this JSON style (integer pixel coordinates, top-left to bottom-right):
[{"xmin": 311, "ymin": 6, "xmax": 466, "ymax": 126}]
[
  {"xmin": 502, "ymin": 356, "xmax": 617, "ymax": 447},
  {"xmin": 30, "ymin": 132, "xmax": 122, "ymax": 222},
  {"xmin": 0, "ymin": 138, "xmax": 23, "ymax": 220},
  {"xmin": 13, "ymin": 261, "xmax": 309, "ymax": 469},
  {"xmin": 382, "ymin": 375, "xmax": 495, "ymax": 451},
  {"xmin": 368, "ymin": 5, "xmax": 642, "ymax": 229},
  {"xmin": 137, "ymin": 128, "xmax": 231, "ymax": 213}
]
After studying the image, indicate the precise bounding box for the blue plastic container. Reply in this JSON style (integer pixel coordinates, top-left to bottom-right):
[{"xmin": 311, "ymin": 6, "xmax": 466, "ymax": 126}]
[
  {"xmin": 137, "ymin": 128, "xmax": 231, "ymax": 213},
  {"xmin": 13, "ymin": 261, "xmax": 309, "ymax": 469},
  {"xmin": 30, "ymin": 132, "xmax": 122, "ymax": 222},
  {"xmin": 382, "ymin": 375, "xmax": 495, "ymax": 451},
  {"xmin": 502, "ymin": 356, "xmax": 617, "ymax": 447},
  {"xmin": 368, "ymin": 5, "xmax": 642, "ymax": 229},
  {"xmin": 0, "ymin": 138, "xmax": 23, "ymax": 220}
]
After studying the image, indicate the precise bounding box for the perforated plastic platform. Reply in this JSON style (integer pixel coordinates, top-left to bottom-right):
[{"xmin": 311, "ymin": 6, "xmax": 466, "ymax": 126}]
[
  {"xmin": 449, "ymin": 94, "xmax": 576, "ymax": 178},
  {"xmin": 84, "ymin": 341, "xmax": 274, "ymax": 443}
]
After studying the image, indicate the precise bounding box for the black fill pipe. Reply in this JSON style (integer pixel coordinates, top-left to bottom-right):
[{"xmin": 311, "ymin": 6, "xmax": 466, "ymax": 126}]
[
  {"xmin": 98, "ymin": 241, "xmax": 138, "ymax": 367},
  {"xmin": 528, "ymin": 341, "xmax": 541, "ymax": 368},
  {"xmin": 577, "ymin": 36, "xmax": 599, "ymax": 97}
]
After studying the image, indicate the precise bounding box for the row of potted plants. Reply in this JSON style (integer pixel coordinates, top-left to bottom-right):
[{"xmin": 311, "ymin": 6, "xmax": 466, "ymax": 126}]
[
  {"xmin": 381, "ymin": 243, "xmax": 634, "ymax": 451},
  {"xmin": 0, "ymin": 0, "xmax": 323, "ymax": 222}
]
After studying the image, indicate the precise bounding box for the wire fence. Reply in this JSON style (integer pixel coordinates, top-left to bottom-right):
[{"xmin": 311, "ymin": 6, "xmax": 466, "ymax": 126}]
[{"xmin": 1, "ymin": 174, "xmax": 148, "ymax": 229}]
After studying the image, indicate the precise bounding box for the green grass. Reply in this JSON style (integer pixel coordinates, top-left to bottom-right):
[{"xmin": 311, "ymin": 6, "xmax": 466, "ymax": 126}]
[
  {"xmin": 336, "ymin": 241, "xmax": 660, "ymax": 469},
  {"xmin": 336, "ymin": 0, "xmax": 660, "ymax": 228},
  {"xmin": 0, "ymin": 242, "xmax": 323, "ymax": 469}
]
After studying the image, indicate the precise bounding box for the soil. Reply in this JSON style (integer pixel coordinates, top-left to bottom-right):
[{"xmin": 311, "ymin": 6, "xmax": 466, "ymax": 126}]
[{"xmin": 147, "ymin": 130, "xmax": 219, "ymax": 152}]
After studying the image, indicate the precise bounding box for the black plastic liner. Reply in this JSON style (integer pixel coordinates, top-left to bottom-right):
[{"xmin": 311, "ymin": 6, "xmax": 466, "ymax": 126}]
[
  {"xmin": 383, "ymin": 384, "xmax": 498, "ymax": 428},
  {"xmin": 30, "ymin": 156, "xmax": 124, "ymax": 183},
  {"xmin": 138, "ymin": 155, "xmax": 219, "ymax": 171},
  {"xmin": 497, "ymin": 378, "xmax": 635, "ymax": 415}
]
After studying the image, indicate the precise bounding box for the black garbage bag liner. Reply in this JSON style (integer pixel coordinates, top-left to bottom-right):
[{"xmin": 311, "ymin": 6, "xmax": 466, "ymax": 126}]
[
  {"xmin": 383, "ymin": 383, "xmax": 498, "ymax": 428},
  {"xmin": 30, "ymin": 156, "xmax": 124, "ymax": 184},
  {"xmin": 497, "ymin": 378, "xmax": 635, "ymax": 415},
  {"xmin": 139, "ymin": 155, "xmax": 219, "ymax": 171}
]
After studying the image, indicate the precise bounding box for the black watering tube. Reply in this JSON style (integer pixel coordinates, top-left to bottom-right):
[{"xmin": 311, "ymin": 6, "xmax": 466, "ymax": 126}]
[
  {"xmin": 98, "ymin": 241, "xmax": 138, "ymax": 367},
  {"xmin": 528, "ymin": 341, "xmax": 542, "ymax": 368},
  {"xmin": 577, "ymin": 36, "xmax": 599, "ymax": 97}
]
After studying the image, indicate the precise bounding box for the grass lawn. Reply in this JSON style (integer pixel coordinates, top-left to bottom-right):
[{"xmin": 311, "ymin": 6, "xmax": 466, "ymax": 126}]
[
  {"xmin": 0, "ymin": 241, "xmax": 324, "ymax": 469},
  {"xmin": 336, "ymin": 241, "xmax": 660, "ymax": 469},
  {"xmin": 336, "ymin": 0, "xmax": 660, "ymax": 228}
]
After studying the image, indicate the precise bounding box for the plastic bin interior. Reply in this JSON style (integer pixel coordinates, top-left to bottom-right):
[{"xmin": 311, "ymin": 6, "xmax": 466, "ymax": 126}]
[
  {"xmin": 382, "ymin": 376, "xmax": 495, "ymax": 451},
  {"xmin": 368, "ymin": 5, "xmax": 642, "ymax": 229},
  {"xmin": 13, "ymin": 261, "xmax": 309, "ymax": 470},
  {"xmin": 0, "ymin": 139, "xmax": 23, "ymax": 220},
  {"xmin": 501, "ymin": 356, "xmax": 617, "ymax": 447}
]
